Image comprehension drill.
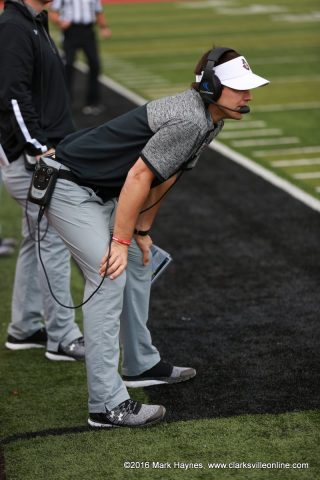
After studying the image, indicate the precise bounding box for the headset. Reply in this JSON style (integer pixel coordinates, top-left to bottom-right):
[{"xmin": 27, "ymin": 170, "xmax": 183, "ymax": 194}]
[{"xmin": 199, "ymin": 47, "xmax": 250, "ymax": 114}]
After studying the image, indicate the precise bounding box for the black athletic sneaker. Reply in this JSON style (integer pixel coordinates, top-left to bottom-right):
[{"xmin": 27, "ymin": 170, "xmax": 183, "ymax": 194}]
[
  {"xmin": 88, "ymin": 399, "xmax": 165, "ymax": 428},
  {"xmin": 5, "ymin": 327, "xmax": 47, "ymax": 350},
  {"xmin": 122, "ymin": 360, "xmax": 196, "ymax": 388},
  {"xmin": 45, "ymin": 337, "xmax": 85, "ymax": 362}
]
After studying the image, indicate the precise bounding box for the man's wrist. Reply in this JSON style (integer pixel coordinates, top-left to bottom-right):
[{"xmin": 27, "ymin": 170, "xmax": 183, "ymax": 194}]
[
  {"xmin": 112, "ymin": 236, "xmax": 131, "ymax": 246},
  {"xmin": 134, "ymin": 228, "xmax": 150, "ymax": 237}
]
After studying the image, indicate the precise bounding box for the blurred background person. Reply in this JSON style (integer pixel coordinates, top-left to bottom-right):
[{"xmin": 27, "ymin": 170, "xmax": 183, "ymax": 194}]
[
  {"xmin": 0, "ymin": 0, "xmax": 84, "ymax": 360},
  {"xmin": 50, "ymin": 0, "xmax": 112, "ymax": 116}
]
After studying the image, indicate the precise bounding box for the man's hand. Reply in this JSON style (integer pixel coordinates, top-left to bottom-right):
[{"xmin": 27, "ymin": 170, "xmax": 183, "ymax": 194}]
[
  {"xmin": 100, "ymin": 26, "xmax": 112, "ymax": 39},
  {"xmin": 59, "ymin": 19, "xmax": 72, "ymax": 30},
  {"xmin": 35, "ymin": 147, "xmax": 55, "ymax": 162},
  {"xmin": 135, "ymin": 234, "xmax": 152, "ymax": 265},
  {"xmin": 99, "ymin": 241, "xmax": 128, "ymax": 279}
]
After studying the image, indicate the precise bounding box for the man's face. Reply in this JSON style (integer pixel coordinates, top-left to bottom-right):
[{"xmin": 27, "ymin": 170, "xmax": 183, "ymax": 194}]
[
  {"xmin": 218, "ymin": 86, "xmax": 252, "ymax": 119},
  {"xmin": 26, "ymin": 0, "xmax": 52, "ymax": 10}
]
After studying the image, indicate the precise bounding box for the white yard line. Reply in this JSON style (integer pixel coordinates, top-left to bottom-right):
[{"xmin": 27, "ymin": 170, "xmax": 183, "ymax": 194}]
[
  {"xmin": 254, "ymin": 102, "xmax": 320, "ymax": 112},
  {"xmin": 252, "ymin": 55, "xmax": 319, "ymax": 65},
  {"xmin": 270, "ymin": 75, "xmax": 320, "ymax": 84},
  {"xmin": 254, "ymin": 146, "xmax": 320, "ymax": 157},
  {"xmin": 220, "ymin": 128, "xmax": 282, "ymax": 139},
  {"xmin": 272, "ymin": 158, "xmax": 320, "ymax": 167},
  {"xmin": 223, "ymin": 120, "xmax": 267, "ymax": 130},
  {"xmin": 294, "ymin": 172, "xmax": 320, "ymax": 179},
  {"xmin": 231, "ymin": 137, "xmax": 300, "ymax": 148}
]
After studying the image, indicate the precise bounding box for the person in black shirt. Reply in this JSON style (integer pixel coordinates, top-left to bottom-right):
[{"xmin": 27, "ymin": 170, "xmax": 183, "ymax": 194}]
[{"xmin": 0, "ymin": 0, "xmax": 84, "ymax": 360}]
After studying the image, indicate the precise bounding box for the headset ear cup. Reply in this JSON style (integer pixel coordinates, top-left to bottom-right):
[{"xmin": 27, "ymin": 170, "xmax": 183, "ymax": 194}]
[
  {"xmin": 198, "ymin": 47, "xmax": 233, "ymax": 104},
  {"xmin": 211, "ymin": 73, "xmax": 222, "ymax": 101},
  {"xmin": 199, "ymin": 70, "xmax": 222, "ymax": 103}
]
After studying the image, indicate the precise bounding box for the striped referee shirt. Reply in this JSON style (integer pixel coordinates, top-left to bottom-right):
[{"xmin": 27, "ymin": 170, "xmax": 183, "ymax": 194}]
[{"xmin": 51, "ymin": 0, "xmax": 103, "ymax": 25}]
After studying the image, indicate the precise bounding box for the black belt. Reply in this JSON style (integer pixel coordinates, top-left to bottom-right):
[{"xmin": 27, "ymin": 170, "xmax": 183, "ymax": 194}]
[
  {"xmin": 58, "ymin": 169, "xmax": 98, "ymax": 192},
  {"xmin": 57, "ymin": 169, "xmax": 119, "ymax": 202},
  {"xmin": 58, "ymin": 169, "xmax": 82, "ymax": 184}
]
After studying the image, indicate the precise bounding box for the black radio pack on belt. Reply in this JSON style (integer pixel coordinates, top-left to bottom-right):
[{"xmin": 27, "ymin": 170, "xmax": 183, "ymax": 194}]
[{"xmin": 28, "ymin": 159, "xmax": 59, "ymax": 207}]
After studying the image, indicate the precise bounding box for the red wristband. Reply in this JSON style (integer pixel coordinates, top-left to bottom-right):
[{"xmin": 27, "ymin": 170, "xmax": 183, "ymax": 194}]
[{"xmin": 112, "ymin": 236, "xmax": 131, "ymax": 246}]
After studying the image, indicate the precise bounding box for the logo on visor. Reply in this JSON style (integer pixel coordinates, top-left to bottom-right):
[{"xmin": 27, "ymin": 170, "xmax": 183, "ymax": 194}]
[{"xmin": 242, "ymin": 59, "xmax": 250, "ymax": 70}]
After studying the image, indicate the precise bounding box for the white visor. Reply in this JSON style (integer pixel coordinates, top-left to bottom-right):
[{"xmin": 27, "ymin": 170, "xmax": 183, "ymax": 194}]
[{"xmin": 213, "ymin": 56, "xmax": 269, "ymax": 90}]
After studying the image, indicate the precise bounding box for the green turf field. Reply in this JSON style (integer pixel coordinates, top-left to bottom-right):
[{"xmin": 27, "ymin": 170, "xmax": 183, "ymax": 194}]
[
  {"xmin": 93, "ymin": 0, "xmax": 320, "ymax": 201},
  {"xmin": 0, "ymin": 166, "xmax": 319, "ymax": 479},
  {"xmin": 0, "ymin": 189, "xmax": 318, "ymax": 480}
]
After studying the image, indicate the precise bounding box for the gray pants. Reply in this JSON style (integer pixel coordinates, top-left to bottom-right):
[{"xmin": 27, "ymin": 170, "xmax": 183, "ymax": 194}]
[
  {"xmin": 43, "ymin": 158, "xmax": 160, "ymax": 412},
  {"xmin": 1, "ymin": 156, "xmax": 82, "ymax": 351}
]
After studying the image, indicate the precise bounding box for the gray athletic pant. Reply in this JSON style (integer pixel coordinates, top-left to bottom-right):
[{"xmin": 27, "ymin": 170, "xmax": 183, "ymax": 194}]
[
  {"xmin": 43, "ymin": 158, "xmax": 160, "ymax": 412},
  {"xmin": 1, "ymin": 156, "xmax": 82, "ymax": 351}
]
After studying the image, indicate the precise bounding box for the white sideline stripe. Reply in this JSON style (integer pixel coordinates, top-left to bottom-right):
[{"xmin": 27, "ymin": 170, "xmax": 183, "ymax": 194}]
[
  {"xmin": 272, "ymin": 158, "xmax": 320, "ymax": 167},
  {"xmin": 254, "ymin": 146, "xmax": 320, "ymax": 157},
  {"xmin": 211, "ymin": 142, "xmax": 320, "ymax": 213},
  {"xmin": 253, "ymin": 102, "xmax": 320, "ymax": 112},
  {"xmin": 75, "ymin": 60, "xmax": 146, "ymax": 106},
  {"xmin": 231, "ymin": 137, "xmax": 300, "ymax": 147},
  {"xmin": 220, "ymin": 128, "xmax": 282, "ymax": 139},
  {"xmin": 75, "ymin": 63, "xmax": 320, "ymax": 213},
  {"xmin": 294, "ymin": 172, "xmax": 320, "ymax": 179},
  {"xmin": 99, "ymin": 77, "xmax": 146, "ymax": 105}
]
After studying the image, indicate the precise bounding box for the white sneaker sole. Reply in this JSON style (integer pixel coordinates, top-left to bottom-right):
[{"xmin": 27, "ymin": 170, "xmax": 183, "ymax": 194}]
[
  {"xmin": 88, "ymin": 418, "xmax": 114, "ymax": 428},
  {"xmin": 124, "ymin": 379, "xmax": 167, "ymax": 388},
  {"xmin": 5, "ymin": 342, "xmax": 45, "ymax": 350},
  {"xmin": 45, "ymin": 351, "xmax": 76, "ymax": 362},
  {"xmin": 123, "ymin": 371, "xmax": 196, "ymax": 388}
]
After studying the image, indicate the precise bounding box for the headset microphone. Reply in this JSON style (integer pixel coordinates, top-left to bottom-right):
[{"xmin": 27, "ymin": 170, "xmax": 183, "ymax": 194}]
[
  {"xmin": 238, "ymin": 105, "xmax": 250, "ymax": 114},
  {"xmin": 213, "ymin": 102, "xmax": 250, "ymax": 114}
]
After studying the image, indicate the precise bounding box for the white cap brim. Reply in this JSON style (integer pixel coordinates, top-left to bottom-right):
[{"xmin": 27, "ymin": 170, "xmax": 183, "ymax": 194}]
[{"xmin": 214, "ymin": 56, "xmax": 269, "ymax": 90}]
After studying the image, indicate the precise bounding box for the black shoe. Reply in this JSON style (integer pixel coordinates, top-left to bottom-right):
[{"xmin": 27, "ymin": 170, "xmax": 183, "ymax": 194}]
[
  {"xmin": 123, "ymin": 360, "xmax": 196, "ymax": 388},
  {"xmin": 5, "ymin": 327, "xmax": 47, "ymax": 350},
  {"xmin": 88, "ymin": 399, "xmax": 165, "ymax": 428},
  {"xmin": 45, "ymin": 337, "xmax": 85, "ymax": 362}
]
